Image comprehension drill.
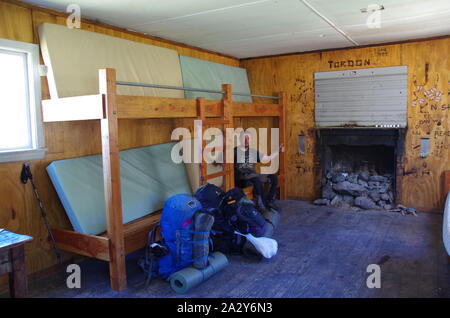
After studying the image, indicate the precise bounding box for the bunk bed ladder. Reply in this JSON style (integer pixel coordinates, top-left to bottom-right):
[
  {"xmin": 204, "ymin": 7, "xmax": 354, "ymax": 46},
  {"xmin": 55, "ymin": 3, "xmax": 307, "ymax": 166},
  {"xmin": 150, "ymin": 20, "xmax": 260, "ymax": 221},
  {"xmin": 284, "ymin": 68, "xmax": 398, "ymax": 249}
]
[{"xmin": 196, "ymin": 84, "xmax": 235, "ymax": 192}]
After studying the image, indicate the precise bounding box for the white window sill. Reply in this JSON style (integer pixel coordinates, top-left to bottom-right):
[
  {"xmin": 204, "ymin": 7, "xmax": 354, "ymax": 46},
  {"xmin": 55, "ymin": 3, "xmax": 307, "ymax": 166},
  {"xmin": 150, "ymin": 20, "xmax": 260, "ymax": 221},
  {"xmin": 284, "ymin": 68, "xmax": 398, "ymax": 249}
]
[{"xmin": 0, "ymin": 148, "xmax": 47, "ymax": 163}]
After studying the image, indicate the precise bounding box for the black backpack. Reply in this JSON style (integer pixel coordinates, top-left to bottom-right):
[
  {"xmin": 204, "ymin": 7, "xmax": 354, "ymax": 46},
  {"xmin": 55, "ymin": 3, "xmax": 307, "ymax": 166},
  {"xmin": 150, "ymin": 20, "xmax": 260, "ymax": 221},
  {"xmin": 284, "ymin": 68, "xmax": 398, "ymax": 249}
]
[
  {"xmin": 195, "ymin": 185, "xmax": 268, "ymax": 255},
  {"xmin": 194, "ymin": 183, "xmax": 233, "ymax": 233},
  {"xmin": 195, "ymin": 183, "xmax": 225, "ymax": 210},
  {"xmin": 236, "ymin": 202, "xmax": 268, "ymax": 237},
  {"xmin": 219, "ymin": 188, "xmax": 267, "ymax": 237}
]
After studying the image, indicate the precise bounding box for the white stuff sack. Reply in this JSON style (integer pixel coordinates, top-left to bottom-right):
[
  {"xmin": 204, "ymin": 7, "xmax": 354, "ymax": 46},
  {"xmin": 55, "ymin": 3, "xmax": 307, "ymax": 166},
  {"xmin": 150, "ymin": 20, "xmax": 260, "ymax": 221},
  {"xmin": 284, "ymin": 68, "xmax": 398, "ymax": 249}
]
[{"xmin": 235, "ymin": 231, "xmax": 278, "ymax": 259}]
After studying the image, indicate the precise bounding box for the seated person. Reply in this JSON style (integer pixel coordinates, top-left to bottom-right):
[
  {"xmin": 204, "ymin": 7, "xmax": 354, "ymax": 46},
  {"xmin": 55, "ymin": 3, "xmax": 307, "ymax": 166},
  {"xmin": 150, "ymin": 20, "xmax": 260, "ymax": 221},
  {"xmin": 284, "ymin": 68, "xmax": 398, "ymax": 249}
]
[{"xmin": 234, "ymin": 131, "xmax": 283, "ymax": 212}]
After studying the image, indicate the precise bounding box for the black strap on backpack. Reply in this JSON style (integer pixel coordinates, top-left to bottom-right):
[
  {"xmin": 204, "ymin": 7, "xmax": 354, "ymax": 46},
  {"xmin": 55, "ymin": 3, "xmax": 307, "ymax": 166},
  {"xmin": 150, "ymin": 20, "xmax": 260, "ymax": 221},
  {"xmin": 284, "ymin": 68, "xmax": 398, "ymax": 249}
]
[{"xmin": 139, "ymin": 223, "xmax": 168, "ymax": 287}]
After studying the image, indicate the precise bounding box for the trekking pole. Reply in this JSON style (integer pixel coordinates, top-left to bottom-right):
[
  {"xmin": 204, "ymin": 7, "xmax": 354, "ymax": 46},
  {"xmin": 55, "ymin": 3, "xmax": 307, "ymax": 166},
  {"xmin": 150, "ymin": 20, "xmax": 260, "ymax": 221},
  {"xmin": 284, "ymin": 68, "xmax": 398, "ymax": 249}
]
[{"xmin": 20, "ymin": 162, "xmax": 63, "ymax": 271}]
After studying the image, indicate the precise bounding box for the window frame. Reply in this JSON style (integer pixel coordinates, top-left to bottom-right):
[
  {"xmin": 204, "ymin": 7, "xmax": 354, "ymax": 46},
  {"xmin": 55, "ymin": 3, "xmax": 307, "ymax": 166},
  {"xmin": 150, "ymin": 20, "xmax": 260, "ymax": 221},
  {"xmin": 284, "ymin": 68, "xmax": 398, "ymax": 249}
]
[{"xmin": 0, "ymin": 38, "xmax": 46, "ymax": 163}]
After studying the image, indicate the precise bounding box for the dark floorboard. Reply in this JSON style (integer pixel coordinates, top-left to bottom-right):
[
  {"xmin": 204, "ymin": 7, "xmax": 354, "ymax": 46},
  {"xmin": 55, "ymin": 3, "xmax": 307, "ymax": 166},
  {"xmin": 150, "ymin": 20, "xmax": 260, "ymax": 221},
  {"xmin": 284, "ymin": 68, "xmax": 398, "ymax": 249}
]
[{"xmin": 3, "ymin": 200, "xmax": 449, "ymax": 298}]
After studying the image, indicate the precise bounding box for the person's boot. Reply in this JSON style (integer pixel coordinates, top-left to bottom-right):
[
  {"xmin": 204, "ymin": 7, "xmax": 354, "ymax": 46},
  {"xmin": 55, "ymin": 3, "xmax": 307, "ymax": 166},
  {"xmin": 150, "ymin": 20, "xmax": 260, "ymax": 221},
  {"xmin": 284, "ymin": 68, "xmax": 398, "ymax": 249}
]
[
  {"xmin": 267, "ymin": 194, "xmax": 280, "ymax": 211},
  {"xmin": 254, "ymin": 195, "xmax": 270, "ymax": 214}
]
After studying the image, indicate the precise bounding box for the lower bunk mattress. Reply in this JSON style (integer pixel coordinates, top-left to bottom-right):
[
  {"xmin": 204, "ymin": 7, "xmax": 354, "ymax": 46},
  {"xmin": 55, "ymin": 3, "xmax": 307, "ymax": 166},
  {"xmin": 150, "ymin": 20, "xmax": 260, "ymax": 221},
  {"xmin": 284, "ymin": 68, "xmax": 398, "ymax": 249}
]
[{"xmin": 47, "ymin": 142, "xmax": 192, "ymax": 235}]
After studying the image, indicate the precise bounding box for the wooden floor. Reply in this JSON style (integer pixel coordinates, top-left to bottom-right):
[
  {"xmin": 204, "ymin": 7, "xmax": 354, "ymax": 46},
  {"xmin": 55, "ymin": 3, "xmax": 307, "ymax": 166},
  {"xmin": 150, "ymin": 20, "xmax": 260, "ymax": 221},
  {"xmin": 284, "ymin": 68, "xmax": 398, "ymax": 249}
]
[{"xmin": 4, "ymin": 200, "xmax": 450, "ymax": 298}]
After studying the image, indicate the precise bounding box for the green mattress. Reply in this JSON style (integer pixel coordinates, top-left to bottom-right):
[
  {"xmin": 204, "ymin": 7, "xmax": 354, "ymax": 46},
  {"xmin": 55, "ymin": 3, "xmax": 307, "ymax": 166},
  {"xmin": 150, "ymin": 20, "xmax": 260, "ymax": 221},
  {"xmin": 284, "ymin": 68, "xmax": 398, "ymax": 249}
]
[
  {"xmin": 47, "ymin": 142, "xmax": 192, "ymax": 235},
  {"xmin": 179, "ymin": 55, "xmax": 253, "ymax": 103}
]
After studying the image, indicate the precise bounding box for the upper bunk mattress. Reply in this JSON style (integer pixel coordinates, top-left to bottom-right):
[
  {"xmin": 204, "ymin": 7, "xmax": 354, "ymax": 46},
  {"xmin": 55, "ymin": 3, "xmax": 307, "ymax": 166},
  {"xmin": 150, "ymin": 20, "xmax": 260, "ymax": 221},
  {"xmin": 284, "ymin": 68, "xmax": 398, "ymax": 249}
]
[
  {"xmin": 179, "ymin": 56, "xmax": 253, "ymax": 103},
  {"xmin": 47, "ymin": 142, "xmax": 192, "ymax": 235},
  {"xmin": 39, "ymin": 23, "xmax": 184, "ymax": 99}
]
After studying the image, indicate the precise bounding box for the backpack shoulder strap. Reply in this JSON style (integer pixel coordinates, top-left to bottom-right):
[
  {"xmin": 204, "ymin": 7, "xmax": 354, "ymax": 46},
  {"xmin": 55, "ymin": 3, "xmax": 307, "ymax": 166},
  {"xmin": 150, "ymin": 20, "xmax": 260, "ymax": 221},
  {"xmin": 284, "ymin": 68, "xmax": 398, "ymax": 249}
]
[{"xmin": 139, "ymin": 223, "xmax": 167, "ymax": 287}]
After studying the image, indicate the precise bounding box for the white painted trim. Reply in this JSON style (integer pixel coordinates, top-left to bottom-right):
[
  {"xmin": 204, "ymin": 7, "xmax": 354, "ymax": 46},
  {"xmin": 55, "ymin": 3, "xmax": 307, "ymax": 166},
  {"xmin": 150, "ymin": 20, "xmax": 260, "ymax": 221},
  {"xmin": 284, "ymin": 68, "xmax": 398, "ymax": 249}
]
[
  {"xmin": 0, "ymin": 148, "xmax": 47, "ymax": 163},
  {"xmin": 0, "ymin": 38, "xmax": 46, "ymax": 162},
  {"xmin": 42, "ymin": 94, "xmax": 104, "ymax": 122},
  {"xmin": 300, "ymin": 0, "xmax": 359, "ymax": 46}
]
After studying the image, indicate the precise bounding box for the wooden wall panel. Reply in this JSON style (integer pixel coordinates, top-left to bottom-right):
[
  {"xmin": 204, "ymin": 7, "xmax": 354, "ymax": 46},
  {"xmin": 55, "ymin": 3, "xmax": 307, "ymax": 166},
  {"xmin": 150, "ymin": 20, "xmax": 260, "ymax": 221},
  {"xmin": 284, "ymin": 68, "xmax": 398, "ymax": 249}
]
[
  {"xmin": 0, "ymin": 0, "xmax": 240, "ymax": 285},
  {"xmin": 242, "ymin": 40, "xmax": 450, "ymax": 213},
  {"xmin": 0, "ymin": 1, "xmax": 33, "ymax": 42},
  {"xmin": 400, "ymin": 40, "xmax": 450, "ymax": 212},
  {"xmin": 243, "ymin": 53, "xmax": 321, "ymax": 200}
]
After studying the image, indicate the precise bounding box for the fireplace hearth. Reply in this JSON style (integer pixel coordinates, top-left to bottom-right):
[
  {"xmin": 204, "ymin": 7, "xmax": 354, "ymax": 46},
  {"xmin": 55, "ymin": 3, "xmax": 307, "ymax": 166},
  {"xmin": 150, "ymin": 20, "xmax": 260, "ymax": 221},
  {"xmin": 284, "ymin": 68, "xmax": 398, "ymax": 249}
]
[{"xmin": 315, "ymin": 128, "xmax": 405, "ymax": 210}]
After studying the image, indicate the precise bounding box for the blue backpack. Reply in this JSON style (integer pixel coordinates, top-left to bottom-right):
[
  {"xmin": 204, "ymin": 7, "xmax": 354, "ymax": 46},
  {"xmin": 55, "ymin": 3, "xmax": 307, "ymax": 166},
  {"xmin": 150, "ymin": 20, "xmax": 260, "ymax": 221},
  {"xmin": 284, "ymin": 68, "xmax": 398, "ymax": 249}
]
[{"xmin": 143, "ymin": 194, "xmax": 202, "ymax": 280}]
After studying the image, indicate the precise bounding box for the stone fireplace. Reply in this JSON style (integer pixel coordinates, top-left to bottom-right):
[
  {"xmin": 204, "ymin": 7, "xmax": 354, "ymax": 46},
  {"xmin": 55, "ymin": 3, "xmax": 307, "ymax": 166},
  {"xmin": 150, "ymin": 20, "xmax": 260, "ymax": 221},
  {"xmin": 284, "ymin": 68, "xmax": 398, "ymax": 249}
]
[{"xmin": 315, "ymin": 128, "xmax": 406, "ymax": 210}]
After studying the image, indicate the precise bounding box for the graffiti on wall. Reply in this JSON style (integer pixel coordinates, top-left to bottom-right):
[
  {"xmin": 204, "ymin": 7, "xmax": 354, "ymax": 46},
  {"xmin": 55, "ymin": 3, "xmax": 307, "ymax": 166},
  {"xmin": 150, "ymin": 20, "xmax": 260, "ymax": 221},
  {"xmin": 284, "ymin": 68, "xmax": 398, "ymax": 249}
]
[
  {"xmin": 327, "ymin": 59, "xmax": 371, "ymax": 69},
  {"xmin": 409, "ymin": 72, "xmax": 449, "ymax": 160}
]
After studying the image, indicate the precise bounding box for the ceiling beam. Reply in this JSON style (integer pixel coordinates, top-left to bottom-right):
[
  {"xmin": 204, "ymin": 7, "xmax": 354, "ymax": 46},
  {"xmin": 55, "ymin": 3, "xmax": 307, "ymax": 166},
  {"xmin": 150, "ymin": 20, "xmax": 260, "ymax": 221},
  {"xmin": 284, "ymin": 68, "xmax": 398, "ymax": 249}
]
[{"xmin": 300, "ymin": 0, "xmax": 359, "ymax": 46}]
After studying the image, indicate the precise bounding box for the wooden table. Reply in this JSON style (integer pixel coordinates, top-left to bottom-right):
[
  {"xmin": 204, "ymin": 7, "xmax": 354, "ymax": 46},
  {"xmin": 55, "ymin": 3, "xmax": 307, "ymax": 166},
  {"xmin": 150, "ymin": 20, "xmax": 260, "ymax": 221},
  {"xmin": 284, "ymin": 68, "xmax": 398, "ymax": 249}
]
[{"xmin": 0, "ymin": 229, "xmax": 33, "ymax": 298}]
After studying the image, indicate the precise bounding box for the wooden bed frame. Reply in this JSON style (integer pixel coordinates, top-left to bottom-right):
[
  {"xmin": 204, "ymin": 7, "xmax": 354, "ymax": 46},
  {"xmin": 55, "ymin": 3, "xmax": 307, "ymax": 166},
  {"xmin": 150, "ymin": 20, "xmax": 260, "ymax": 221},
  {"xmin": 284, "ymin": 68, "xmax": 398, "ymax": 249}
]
[{"xmin": 41, "ymin": 68, "xmax": 287, "ymax": 291}]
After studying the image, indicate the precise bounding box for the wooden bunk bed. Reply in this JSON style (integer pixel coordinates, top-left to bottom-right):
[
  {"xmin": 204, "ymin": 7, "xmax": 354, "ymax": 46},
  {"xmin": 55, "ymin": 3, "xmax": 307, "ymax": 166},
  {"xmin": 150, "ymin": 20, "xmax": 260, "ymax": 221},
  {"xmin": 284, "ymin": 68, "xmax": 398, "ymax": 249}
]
[{"xmin": 41, "ymin": 68, "xmax": 287, "ymax": 291}]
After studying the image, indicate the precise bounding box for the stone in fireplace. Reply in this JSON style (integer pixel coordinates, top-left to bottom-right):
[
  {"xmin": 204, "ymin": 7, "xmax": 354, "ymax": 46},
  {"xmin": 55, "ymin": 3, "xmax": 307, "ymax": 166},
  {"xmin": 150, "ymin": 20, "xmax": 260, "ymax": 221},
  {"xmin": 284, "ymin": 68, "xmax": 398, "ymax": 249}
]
[{"xmin": 314, "ymin": 128, "xmax": 405, "ymax": 210}]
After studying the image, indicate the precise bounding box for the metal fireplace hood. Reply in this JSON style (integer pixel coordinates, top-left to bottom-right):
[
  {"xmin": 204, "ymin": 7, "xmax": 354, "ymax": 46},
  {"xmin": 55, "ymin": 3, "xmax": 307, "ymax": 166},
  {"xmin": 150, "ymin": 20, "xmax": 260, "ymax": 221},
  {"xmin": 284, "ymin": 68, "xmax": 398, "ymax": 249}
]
[{"xmin": 314, "ymin": 66, "xmax": 408, "ymax": 129}]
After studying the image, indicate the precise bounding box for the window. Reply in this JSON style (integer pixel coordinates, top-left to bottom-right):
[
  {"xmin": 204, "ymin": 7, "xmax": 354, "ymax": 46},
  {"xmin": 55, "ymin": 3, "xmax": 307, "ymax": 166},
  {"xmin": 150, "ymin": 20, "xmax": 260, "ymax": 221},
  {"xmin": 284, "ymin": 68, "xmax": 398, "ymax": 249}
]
[{"xmin": 0, "ymin": 38, "xmax": 45, "ymax": 162}]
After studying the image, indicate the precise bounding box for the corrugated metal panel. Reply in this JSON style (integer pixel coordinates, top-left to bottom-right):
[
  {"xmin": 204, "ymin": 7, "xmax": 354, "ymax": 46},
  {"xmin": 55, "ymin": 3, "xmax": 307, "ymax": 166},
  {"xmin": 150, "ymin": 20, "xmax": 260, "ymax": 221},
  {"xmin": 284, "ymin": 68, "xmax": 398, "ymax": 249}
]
[{"xmin": 315, "ymin": 66, "xmax": 408, "ymax": 128}]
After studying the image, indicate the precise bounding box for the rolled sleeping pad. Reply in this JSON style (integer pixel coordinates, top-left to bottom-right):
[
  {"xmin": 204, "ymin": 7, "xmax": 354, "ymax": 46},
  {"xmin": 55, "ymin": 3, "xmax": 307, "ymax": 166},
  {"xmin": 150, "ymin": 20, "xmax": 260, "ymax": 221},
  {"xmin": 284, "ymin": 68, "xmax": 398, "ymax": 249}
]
[
  {"xmin": 263, "ymin": 208, "xmax": 280, "ymax": 229},
  {"xmin": 262, "ymin": 222, "xmax": 274, "ymax": 238},
  {"xmin": 169, "ymin": 252, "xmax": 229, "ymax": 294},
  {"xmin": 242, "ymin": 209, "xmax": 280, "ymax": 260},
  {"xmin": 193, "ymin": 211, "xmax": 215, "ymax": 269}
]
